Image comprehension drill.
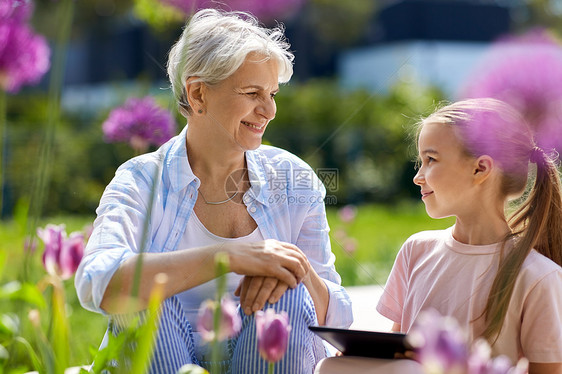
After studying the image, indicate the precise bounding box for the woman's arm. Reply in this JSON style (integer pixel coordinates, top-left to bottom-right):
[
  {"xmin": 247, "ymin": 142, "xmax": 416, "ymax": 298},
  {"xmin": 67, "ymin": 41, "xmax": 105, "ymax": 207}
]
[
  {"xmin": 101, "ymin": 239, "xmax": 311, "ymax": 314},
  {"xmin": 302, "ymin": 268, "xmax": 329, "ymax": 325}
]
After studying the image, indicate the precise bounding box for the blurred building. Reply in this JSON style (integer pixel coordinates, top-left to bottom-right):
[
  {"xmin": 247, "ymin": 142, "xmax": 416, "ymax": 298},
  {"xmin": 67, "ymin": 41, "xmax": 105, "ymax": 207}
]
[
  {"xmin": 338, "ymin": 0, "xmax": 511, "ymax": 97},
  {"xmin": 61, "ymin": 0, "xmax": 516, "ymax": 112}
]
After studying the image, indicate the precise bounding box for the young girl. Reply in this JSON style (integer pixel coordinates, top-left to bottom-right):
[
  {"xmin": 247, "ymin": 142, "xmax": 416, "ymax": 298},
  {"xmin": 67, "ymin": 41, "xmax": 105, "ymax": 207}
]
[{"xmin": 375, "ymin": 98, "xmax": 562, "ymax": 373}]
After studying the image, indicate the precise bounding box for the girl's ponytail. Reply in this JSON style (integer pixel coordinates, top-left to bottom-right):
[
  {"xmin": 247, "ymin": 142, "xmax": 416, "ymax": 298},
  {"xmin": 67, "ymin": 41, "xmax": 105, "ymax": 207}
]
[
  {"xmin": 482, "ymin": 147, "xmax": 562, "ymax": 341},
  {"xmin": 511, "ymin": 148, "xmax": 562, "ymax": 266}
]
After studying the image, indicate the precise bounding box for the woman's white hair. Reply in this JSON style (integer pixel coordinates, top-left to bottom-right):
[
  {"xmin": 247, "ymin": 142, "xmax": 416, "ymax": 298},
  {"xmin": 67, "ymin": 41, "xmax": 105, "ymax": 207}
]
[{"xmin": 167, "ymin": 8, "xmax": 294, "ymax": 117}]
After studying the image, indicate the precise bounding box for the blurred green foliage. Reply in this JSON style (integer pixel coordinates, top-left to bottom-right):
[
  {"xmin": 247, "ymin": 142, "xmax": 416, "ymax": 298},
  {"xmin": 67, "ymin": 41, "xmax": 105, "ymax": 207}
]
[
  {"xmin": 3, "ymin": 80, "xmax": 443, "ymax": 217},
  {"xmin": 270, "ymin": 79, "xmax": 445, "ymax": 204},
  {"xmin": 5, "ymin": 93, "xmax": 136, "ymax": 217}
]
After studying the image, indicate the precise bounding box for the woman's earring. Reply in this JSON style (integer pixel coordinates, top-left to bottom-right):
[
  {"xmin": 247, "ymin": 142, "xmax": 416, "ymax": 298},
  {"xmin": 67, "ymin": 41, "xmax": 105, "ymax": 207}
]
[{"xmin": 198, "ymin": 109, "xmax": 203, "ymax": 114}]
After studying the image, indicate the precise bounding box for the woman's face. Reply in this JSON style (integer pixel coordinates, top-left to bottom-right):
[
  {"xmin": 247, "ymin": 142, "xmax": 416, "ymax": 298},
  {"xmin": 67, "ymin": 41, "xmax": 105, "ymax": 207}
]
[
  {"xmin": 203, "ymin": 52, "xmax": 279, "ymax": 151},
  {"xmin": 413, "ymin": 122, "xmax": 478, "ymax": 219}
]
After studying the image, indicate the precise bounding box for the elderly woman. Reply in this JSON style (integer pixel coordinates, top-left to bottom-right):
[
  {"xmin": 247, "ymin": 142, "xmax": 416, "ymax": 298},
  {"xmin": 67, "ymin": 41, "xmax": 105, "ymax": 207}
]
[{"xmin": 75, "ymin": 8, "xmax": 352, "ymax": 374}]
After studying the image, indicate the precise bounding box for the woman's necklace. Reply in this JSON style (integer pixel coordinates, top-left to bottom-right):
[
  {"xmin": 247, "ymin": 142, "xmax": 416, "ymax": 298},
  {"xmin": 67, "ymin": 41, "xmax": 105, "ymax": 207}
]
[{"xmin": 197, "ymin": 189, "xmax": 239, "ymax": 205}]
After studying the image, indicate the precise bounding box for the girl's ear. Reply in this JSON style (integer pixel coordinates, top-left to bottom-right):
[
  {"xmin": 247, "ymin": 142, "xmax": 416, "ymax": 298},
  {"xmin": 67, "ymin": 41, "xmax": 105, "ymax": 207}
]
[
  {"xmin": 473, "ymin": 155, "xmax": 494, "ymax": 184},
  {"xmin": 185, "ymin": 77, "xmax": 206, "ymax": 115}
]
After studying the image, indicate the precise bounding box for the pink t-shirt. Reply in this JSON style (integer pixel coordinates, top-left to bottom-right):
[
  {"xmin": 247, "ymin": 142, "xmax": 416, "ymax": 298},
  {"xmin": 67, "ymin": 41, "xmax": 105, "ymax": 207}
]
[{"xmin": 376, "ymin": 227, "xmax": 562, "ymax": 363}]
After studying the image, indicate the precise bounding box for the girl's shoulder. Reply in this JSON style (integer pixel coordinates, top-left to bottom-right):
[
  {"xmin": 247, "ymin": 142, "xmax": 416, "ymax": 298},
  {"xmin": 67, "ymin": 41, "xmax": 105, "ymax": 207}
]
[
  {"xmin": 398, "ymin": 228, "xmax": 453, "ymax": 260},
  {"xmin": 520, "ymin": 250, "xmax": 562, "ymax": 283},
  {"xmin": 404, "ymin": 228, "xmax": 452, "ymax": 247}
]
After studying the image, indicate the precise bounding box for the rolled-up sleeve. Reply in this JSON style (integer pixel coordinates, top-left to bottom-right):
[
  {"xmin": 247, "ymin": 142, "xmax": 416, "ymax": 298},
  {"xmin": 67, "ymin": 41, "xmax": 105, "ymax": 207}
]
[{"xmin": 75, "ymin": 165, "xmax": 151, "ymax": 314}]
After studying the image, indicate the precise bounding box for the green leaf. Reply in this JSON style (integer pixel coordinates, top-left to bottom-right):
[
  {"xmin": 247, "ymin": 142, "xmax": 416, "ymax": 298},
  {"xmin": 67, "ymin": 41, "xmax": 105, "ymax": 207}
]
[
  {"xmin": 13, "ymin": 198, "xmax": 30, "ymax": 235},
  {"xmin": 0, "ymin": 343, "xmax": 9, "ymax": 362},
  {"xmin": 0, "ymin": 282, "xmax": 46, "ymax": 309},
  {"xmin": 0, "ymin": 314, "xmax": 19, "ymax": 337},
  {"xmin": 14, "ymin": 336, "xmax": 44, "ymax": 373},
  {"xmin": 0, "ymin": 251, "xmax": 5, "ymax": 280}
]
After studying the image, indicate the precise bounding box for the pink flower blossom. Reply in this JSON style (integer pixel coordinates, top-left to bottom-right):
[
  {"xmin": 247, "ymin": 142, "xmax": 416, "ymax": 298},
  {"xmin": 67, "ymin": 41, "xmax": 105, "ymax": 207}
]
[
  {"xmin": 408, "ymin": 309, "xmax": 469, "ymax": 374},
  {"xmin": 410, "ymin": 310, "xmax": 528, "ymax": 374},
  {"xmin": 255, "ymin": 308, "xmax": 291, "ymax": 363},
  {"xmin": 197, "ymin": 296, "xmax": 242, "ymax": 342},
  {"xmin": 459, "ymin": 28, "xmax": 562, "ymax": 152},
  {"xmin": 343, "ymin": 237, "xmax": 358, "ymax": 254},
  {"xmin": 102, "ymin": 96, "xmax": 176, "ymax": 153},
  {"xmin": 338, "ymin": 204, "xmax": 357, "ymax": 223},
  {"xmin": 37, "ymin": 224, "xmax": 85, "ymax": 280},
  {"xmin": 0, "ymin": 10, "xmax": 50, "ymax": 93},
  {"xmin": 160, "ymin": 0, "xmax": 306, "ymax": 22}
]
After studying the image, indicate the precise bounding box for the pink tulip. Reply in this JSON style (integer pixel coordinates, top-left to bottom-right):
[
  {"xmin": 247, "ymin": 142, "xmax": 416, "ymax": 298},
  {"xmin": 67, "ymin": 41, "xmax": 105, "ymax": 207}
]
[
  {"xmin": 255, "ymin": 309, "xmax": 291, "ymax": 363},
  {"xmin": 37, "ymin": 224, "xmax": 65, "ymax": 277},
  {"xmin": 59, "ymin": 232, "xmax": 85, "ymax": 280},
  {"xmin": 197, "ymin": 296, "xmax": 242, "ymax": 342},
  {"xmin": 37, "ymin": 224, "xmax": 85, "ymax": 280}
]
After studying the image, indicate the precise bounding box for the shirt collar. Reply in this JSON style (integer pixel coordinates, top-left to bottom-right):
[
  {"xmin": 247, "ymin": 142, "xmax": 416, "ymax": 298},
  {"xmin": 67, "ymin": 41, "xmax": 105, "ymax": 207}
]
[
  {"xmin": 245, "ymin": 148, "xmax": 269, "ymax": 205},
  {"xmin": 165, "ymin": 125, "xmax": 199, "ymax": 192},
  {"xmin": 165, "ymin": 125, "xmax": 270, "ymax": 205}
]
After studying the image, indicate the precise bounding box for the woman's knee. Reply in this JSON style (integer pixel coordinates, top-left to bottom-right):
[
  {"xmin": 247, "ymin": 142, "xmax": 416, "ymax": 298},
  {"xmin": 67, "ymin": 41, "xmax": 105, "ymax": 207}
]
[{"xmin": 266, "ymin": 283, "xmax": 318, "ymax": 326}]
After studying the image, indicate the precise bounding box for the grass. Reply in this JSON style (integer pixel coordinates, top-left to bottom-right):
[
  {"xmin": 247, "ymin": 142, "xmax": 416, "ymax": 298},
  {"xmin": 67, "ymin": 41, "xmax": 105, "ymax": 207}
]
[
  {"xmin": 328, "ymin": 200, "xmax": 455, "ymax": 287},
  {"xmin": 0, "ymin": 202, "xmax": 454, "ymax": 368},
  {"xmin": 0, "ymin": 214, "xmax": 107, "ymax": 368}
]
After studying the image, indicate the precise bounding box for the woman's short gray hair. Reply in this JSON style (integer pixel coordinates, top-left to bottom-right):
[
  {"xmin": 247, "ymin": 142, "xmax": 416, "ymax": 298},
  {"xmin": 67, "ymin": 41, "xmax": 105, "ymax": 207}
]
[{"xmin": 167, "ymin": 8, "xmax": 294, "ymax": 117}]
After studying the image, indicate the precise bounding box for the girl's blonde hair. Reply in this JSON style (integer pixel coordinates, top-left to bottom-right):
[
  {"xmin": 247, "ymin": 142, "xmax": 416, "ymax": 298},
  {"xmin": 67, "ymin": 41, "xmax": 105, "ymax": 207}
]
[{"xmin": 421, "ymin": 98, "xmax": 562, "ymax": 342}]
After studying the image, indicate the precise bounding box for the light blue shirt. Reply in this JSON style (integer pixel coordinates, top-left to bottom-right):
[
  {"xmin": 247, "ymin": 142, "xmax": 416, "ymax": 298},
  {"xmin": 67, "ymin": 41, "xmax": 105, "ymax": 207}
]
[{"xmin": 75, "ymin": 125, "xmax": 353, "ymax": 328}]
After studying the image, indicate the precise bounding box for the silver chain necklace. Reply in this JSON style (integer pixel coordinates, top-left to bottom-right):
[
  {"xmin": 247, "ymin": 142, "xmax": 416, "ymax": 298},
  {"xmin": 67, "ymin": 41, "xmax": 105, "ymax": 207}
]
[{"xmin": 198, "ymin": 189, "xmax": 239, "ymax": 205}]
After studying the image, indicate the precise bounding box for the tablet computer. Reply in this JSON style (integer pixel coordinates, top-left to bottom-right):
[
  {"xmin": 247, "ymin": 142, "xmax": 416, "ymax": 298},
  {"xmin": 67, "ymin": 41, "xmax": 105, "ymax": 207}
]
[{"xmin": 309, "ymin": 326, "xmax": 411, "ymax": 359}]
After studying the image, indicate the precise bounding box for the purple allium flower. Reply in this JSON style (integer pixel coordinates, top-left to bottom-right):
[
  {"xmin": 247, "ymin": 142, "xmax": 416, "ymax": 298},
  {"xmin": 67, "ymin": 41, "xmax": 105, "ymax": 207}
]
[
  {"xmin": 160, "ymin": 0, "xmax": 306, "ymax": 22},
  {"xmin": 197, "ymin": 296, "xmax": 242, "ymax": 342},
  {"xmin": 37, "ymin": 224, "xmax": 85, "ymax": 280},
  {"xmin": 459, "ymin": 28, "xmax": 562, "ymax": 152},
  {"xmin": 0, "ymin": 0, "xmax": 33, "ymax": 24},
  {"xmin": 255, "ymin": 308, "xmax": 291, "ymax": 363},
  {"xmin": 408, "ymin": 309, "xmax": 469, "ymax": 374},
  {"xmin": 0, "ymin": 21, "xmax": 50, "ymax": 93},
  {"xmin": 102, "ymin": 96, "xmax": 176, "ymax": 153}
]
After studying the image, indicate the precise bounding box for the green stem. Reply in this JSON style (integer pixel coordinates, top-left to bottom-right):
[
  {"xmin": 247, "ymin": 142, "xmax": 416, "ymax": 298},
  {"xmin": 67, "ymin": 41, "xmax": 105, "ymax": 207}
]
[
  {"xmin": 130, "ymin": 162, "xmax": 161, "ymax": 299},
  {"xmin": 0, "ymin": 90, "xmax": 5, "ymax": 218},
  {"xmin": 25, "ymin": 0, "xmax": 74, "ymax": 280},
  {"xmin": 268, "ymin": 362, "xmax": 274, "ymax": 374},
  {"xmin": 211, "ymin": 253, "xmax": 229, "ymax": 373}
]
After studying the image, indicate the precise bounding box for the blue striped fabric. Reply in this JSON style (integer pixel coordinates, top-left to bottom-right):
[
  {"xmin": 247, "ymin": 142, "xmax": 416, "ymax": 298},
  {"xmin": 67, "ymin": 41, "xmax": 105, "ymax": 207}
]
[{"xmin": 110, "ymin": 284, "xmax": 326, "ymax": 373}]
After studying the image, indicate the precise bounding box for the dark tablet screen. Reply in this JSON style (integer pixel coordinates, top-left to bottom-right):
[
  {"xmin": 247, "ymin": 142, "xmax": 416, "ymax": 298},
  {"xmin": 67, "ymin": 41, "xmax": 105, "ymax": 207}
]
[{"xmin": 309, "ymin": 326, "xmax": 410, "ymax": 359}]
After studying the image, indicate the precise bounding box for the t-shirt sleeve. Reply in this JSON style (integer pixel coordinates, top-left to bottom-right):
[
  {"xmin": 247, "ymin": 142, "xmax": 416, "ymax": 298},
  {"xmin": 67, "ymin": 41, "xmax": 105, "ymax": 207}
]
[
  {"xmin": 520, "ymin": 269, "xmax": 562, "ymax": 362},
  {"xmin": 376, "ymin": 241, "xmax": 411, "ymax": 325}
]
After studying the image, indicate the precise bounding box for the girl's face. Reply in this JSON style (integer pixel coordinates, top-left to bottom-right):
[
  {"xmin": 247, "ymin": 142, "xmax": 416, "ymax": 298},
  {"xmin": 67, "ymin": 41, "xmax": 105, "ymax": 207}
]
[
  {"xmin": 203, "ymin": 52, "xmax": 279, "ymax": 151},
  {"xmin": 413, "ymin": 122, "xmax": 479, "ymax": 219}
]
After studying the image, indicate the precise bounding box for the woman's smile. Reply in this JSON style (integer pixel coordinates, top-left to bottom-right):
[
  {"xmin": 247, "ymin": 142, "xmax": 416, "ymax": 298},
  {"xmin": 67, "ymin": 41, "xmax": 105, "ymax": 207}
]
[{"xmin": 241, "ymin": 120, "xmax": 267, "ymax": 133}]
